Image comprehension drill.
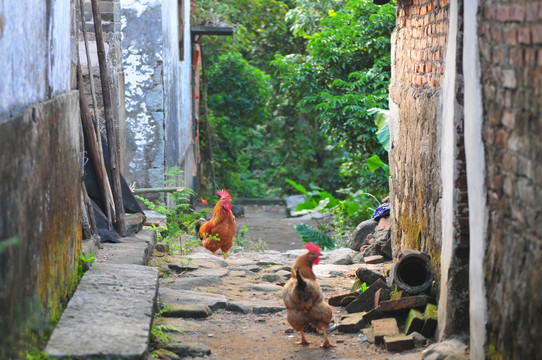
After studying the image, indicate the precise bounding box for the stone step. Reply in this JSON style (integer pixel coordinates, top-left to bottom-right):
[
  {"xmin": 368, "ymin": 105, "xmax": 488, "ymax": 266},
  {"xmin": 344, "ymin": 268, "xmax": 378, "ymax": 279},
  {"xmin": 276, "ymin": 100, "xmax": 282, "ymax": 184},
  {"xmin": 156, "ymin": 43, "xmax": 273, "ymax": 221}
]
[{"xmin": 45, "ymin": 262, "xmax": 159, "ymax": 359}]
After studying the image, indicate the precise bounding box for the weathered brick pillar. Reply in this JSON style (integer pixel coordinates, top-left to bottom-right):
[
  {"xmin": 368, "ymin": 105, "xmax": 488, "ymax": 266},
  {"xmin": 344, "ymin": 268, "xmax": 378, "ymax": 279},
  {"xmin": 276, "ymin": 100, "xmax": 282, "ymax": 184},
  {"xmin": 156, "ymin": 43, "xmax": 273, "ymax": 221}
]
[
  {"xmin": 389, "ymin": 0, "xmax": 469, "ymax": 340},
  {"xmin": 477, "ymin": 1, "xmax": 542, "ymax": 358}
]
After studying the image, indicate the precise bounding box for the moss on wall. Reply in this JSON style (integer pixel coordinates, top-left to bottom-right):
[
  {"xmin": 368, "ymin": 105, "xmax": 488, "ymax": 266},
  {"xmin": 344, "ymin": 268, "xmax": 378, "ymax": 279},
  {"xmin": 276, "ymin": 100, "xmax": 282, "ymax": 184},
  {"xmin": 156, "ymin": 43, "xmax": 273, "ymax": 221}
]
[{"xmin": 0, "ymin": 92, "xmax": 82, "ymax": 357}]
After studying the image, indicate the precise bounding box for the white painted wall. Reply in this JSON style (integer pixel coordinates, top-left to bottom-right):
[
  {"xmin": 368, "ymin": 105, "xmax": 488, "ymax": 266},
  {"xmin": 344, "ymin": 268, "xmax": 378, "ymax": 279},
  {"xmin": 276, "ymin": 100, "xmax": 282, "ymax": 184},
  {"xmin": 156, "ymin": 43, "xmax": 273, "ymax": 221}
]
[
  {"xmin": 120, "ymin": 0, "xmax": 164, "ymax": 189},
  {"xmin": 0, "ymin": 0, "xmax": 72, "ymax": 118},
  {"xmin": 464, "ymin": 1, "xmax": 487, "ymax": 359},
  {"xmin": 162, "ymin": 0, "xmax": 192, "ymax": 182},
  {"xmin": 438, "ymin": 0, "xmax": 459, "ymax": 340},
  {"xmin": 180, "ymin": 0, "xmax": 194, "ymax": 188},
  {"xmin": 120, "ymin": 0, "xmax": 193, "ymax": 192}
]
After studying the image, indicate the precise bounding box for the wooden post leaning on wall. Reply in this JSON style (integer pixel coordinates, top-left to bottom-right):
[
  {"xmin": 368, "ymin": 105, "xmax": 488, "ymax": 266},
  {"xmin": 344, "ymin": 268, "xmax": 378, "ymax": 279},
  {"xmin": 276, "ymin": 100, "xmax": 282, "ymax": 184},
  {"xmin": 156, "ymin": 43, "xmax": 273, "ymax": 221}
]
[
  {"xmin": 79, "ymin": 0, "xmax": 113, "ymax": 229},
  {"xmin": 90, "ymin": 0, "xmax": 127, "ymax": 236}
]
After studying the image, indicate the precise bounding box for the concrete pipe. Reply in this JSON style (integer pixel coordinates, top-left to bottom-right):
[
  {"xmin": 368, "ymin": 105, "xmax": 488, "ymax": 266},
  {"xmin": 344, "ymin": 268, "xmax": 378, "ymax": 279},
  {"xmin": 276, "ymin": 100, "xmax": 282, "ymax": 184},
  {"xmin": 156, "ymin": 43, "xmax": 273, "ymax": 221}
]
[{"xmin": 393, "ymin": 252, "xmax": 433, "ymax": 295}]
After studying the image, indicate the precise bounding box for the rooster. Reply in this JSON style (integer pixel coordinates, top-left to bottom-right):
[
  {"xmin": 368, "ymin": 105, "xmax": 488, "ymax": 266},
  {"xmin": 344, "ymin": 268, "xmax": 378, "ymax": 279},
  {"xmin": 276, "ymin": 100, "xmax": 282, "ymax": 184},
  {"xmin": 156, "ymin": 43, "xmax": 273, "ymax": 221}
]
[
  {"xmin": 291, "ymin": 243, "xmax": 322, "ymax": 280},
  {"xmin": 196, "ymin": 189, "xmax": 236, "ymax": 259},
  {"xmin": 282, "ymin": 243, "xmax": 335, "ymax": 348}
]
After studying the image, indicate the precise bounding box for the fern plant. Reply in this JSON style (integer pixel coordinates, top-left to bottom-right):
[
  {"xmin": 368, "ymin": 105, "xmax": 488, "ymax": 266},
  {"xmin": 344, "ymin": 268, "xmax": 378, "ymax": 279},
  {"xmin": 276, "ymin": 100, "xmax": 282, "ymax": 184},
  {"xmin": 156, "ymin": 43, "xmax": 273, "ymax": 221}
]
[{"xmin": 136, "ymin": 167, "xmax": 208, "ymax": 253}]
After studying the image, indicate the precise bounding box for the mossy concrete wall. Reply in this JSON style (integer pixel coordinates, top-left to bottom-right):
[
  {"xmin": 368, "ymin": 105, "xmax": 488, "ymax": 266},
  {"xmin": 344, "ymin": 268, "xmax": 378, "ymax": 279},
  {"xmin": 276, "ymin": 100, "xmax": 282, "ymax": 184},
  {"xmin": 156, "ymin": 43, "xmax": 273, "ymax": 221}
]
[{"xmin": 0, "ymin": 95, "xmax": 82, "ymax": 356}]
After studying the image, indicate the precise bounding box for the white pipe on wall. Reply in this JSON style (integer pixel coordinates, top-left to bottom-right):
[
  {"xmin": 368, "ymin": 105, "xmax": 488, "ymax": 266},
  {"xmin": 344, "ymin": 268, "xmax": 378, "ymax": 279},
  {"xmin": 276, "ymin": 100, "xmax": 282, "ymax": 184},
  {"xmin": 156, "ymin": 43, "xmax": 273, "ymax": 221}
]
[
  {"xmin": 438, "ymin": 0, "xmax": 459, "ymax": 340},
  {"xmin": 463, "ymin": 1, "xmax": 488, "ymax": 359}
]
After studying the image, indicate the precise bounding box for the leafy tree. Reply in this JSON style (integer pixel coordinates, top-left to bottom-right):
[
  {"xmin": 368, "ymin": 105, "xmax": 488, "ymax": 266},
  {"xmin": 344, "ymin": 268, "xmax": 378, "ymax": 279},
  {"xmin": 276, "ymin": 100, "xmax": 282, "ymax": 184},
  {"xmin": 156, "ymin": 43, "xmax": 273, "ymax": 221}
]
[
  {"xmin": 273, "ymin": 0, "xmax": 395, "ymax": 196},
  {"xmin": 196, "ymin": 0, "xmax": 395, "ymax": 200},
  {"xmin": 202, "ymin": 52, "xmax": 272, "ymax": 197}
]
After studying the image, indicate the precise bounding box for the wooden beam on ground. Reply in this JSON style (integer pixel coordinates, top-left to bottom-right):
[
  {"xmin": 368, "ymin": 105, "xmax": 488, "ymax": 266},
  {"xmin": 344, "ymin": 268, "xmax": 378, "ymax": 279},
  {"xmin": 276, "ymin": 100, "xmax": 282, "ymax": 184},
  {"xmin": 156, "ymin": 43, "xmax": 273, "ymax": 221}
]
[
  {"xmin": 132, "ymin": 187, "xmax": 185, "ymax": 195},
  {"xmin": 191, "ymin": 26, "xmax": 234, "ymax": 37}
]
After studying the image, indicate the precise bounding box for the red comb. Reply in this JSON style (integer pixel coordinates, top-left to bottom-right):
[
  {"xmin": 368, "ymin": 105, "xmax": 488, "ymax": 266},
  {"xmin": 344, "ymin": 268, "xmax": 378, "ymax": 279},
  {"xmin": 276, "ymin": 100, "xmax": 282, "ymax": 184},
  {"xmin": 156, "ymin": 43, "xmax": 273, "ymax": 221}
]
[
  {"xmin": 305, "ymin": 243, "xmax": 321, "ymax": 253},
  {"xmin": 217, "ymin": 189, "xmax": 231, "ymax": 199}
]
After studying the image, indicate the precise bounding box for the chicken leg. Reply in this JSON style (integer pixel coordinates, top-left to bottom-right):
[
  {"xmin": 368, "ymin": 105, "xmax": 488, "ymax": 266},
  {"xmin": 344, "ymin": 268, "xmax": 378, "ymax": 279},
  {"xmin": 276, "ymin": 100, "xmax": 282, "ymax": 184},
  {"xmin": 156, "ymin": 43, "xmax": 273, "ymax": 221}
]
[
  {"xmin": 295, "ymin": 329, "xmax": 311, "ymax": 345},
  {"xmin": 320, "ymin": 328, "xmax": 335, "ymax": 348}
]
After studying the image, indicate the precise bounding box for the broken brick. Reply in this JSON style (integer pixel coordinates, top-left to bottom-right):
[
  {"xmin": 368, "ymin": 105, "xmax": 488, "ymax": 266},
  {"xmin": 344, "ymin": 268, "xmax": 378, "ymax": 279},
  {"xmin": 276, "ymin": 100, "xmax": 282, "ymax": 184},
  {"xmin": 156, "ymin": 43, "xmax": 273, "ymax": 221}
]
[
  {"xmin": 346, "ymin": 278, "xmax": 389, "ymax": 313},
  {"xmin": 404, "ymin": 309, "xmax": 424, "ymax": 335},
  {"xmin": 378, "ymin": 295, "xmax": 429, "ymax": 312},
  {"xmin": 337, "ymin": 312, "xmax": 366, "ymax": 333},
  {"xmin": 371, "ymin": 318, "xmax": 400, "ymax": 345},
  {"xmin": 374, "ymin": 287, "xmax": 391, "ymax": 308},
  {"xmin": 421, "ymin": 303, "xmax": 438, "ymax": 338},
  {"xmin": 384, "ymin": 334, "xmax": 414, "ymax": 352}
]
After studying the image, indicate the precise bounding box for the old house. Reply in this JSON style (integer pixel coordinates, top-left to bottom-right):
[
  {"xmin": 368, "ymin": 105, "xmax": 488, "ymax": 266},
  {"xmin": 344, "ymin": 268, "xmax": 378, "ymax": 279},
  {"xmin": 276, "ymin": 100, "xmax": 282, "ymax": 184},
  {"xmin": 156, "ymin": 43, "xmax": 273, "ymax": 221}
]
[
  {"xmin": 0, "ymin": 0, "xmax": 197, "ymax": 355},
  {"xmin": 389, "ymin": 0, "xmax": 542, "ymax": 358}
]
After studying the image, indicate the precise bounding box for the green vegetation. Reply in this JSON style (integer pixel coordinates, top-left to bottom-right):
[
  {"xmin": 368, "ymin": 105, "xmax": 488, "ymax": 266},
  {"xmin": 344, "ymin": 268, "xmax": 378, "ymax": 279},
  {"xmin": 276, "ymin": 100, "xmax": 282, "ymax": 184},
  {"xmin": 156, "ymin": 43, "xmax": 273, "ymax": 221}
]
[
  {"xmin": 194, "ymin": 0, "xmax": 395, "ymax": 244},
  {"xmin": 137, "ymin": 167, "xmax": 208, "ymax": 254},
  {"xmin": 196, "ymin": 0, "xmax": 395, "ymax": 207},
  {"xmin": 294, "ymin": 223, "xmax": 335, "ymax": 250},
  {"xmin": 78, "ymin": 251, "xmax": 95, "ymax": 281},
  {"xmin": 352, "ymin": 279, "xmax": 368, "ymax": 293},
  {"xmin": 150, "ymin": 323, "xmax": 184, "ymax": 343}
]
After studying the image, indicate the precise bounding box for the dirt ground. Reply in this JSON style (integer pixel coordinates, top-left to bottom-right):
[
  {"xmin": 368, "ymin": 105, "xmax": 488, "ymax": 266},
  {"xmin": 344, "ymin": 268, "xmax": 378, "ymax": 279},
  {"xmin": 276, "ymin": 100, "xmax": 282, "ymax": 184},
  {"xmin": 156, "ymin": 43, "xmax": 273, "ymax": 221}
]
[
  {"xmin": 234, "ymin": 204, "xmax": 325, "ymax": 252},
  {"xmin": 151, "ymin": 204, "xmax": 401, "ymax": 360}
]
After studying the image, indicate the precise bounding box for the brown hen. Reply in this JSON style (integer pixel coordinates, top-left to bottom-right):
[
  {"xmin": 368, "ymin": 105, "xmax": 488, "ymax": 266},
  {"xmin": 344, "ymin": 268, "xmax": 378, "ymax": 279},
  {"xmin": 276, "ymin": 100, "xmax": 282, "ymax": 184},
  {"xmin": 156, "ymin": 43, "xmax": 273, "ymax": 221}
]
[{"xmin": 282, "ymin": 243, "xmax": 335, "ymax": 348}]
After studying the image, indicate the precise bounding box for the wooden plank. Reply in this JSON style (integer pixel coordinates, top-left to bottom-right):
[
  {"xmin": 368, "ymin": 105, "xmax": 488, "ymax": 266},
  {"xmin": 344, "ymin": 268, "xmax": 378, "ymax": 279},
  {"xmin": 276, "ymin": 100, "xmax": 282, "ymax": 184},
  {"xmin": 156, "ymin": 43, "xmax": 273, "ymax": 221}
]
[
  {"xmin": 191, "ymin": 25, "xmax": 234, "ymax": 36},
  {"xmin": 91, "ymin": 0, "xmax": 127, "ymax": 236}
]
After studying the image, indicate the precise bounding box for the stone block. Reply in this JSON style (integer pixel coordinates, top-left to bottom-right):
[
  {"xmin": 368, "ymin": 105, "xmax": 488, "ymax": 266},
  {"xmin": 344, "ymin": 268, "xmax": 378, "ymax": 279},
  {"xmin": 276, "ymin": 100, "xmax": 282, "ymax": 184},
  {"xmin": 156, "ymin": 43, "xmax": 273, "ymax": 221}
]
[
  {"xmin": 421, "ymin": 303, "xmax": 438, "ymax": 338},
  {"xmin": 379, "ymin": 295, "xmax": 429, "ymax": 312},
  {"xmin": 337, "ymin": 312, "xmax": 367, "ymax": 333},
  {"xmin": 364, "ymin": 255, "xmax": 384, "ymax": 264},
  {"xmin": 371, "ymin": 318, "xmax": 400, "ymax": 345},
  {"xmin": 404, "ymin": 309, "xmax": 424, "ymax": 335},
  {"xmin": 346, "ymin": 278, "xmax": 389, "ymax": 313},
  {"xmin": 384, "ymin": 334, "xmax": 414, "ymax": 353},
  {"xmin": 162, "ymin": 304, "xmax": 212, "ymax": 318}
]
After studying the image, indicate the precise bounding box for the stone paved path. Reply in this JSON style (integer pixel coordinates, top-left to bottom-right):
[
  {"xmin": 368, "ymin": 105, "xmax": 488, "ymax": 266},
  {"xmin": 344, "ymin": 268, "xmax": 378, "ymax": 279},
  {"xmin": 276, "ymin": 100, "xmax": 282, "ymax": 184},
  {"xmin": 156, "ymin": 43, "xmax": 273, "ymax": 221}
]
[{"xmin": 147, "ymin": 245, "xmax": 398, "ymax": 360}]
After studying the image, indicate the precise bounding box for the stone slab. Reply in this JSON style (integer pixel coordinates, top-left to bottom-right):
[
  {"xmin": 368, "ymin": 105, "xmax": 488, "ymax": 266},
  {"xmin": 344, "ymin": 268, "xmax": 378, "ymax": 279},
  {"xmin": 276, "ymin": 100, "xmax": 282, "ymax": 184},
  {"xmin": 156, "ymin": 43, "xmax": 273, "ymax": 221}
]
[
  {"xmin": 364, "ymin": 255, "xmax": 384, "ymax": 264},
  {"xmin": 421, "ymin": 303, "xmax": 438, "ymax": 338},
  {"xmin": 96, "ymin": 228, "xmax": 157, "ymax": 265},
  {"xmin": 337, "ymin": 312, "xmax": 367, "ymax": 333},
  {"xmin": 161, "ymin": 304, "xmax": 212, "ymax": 318},
  {"xmin": 160, "ymin": 274, "xmax": 223, "ymax": 290},
  {"xmin": 45, "ymin": 262, "xmax": 159, "ymax": 359},
  {"xmin": 158, "ymin": 288, "xmax": 228, "ymax": 311},
  {"xmin": 384, "ymin": 334, "xmax": 414, "ymax": 352},
  {"xmin": 329, "ymin": 292, "xmax": 359, "ymax": 307},
  {"xmin": 371, "ymin": 318, "xmax": 400, "ymax": 345}
]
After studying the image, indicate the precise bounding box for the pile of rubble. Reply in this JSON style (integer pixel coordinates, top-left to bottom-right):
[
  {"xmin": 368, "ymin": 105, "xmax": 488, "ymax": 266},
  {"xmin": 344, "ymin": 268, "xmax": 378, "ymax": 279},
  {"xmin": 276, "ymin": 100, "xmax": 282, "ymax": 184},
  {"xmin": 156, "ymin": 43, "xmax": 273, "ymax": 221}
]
[{"xmin": 331, "ymin": 253, "xmax": 437, "ymax": 353}]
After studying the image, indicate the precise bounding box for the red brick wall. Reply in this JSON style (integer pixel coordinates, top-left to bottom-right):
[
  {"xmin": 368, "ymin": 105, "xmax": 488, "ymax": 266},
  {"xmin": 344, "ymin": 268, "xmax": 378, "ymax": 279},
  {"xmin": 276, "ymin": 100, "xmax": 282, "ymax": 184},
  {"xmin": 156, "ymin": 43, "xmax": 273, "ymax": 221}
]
[
  {"xmin": 478, "ymin": 1, "xmax": 542, "ymax": 358},
  {"xmin": 394, "ymin": 0, "xmax": 450, "ymax": 88}
]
